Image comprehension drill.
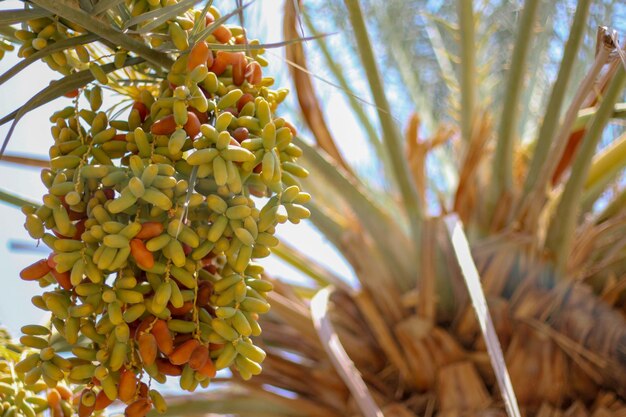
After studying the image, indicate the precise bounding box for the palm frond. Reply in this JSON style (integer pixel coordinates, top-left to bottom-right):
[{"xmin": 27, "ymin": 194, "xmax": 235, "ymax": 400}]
[
  {"xmin": 0, "ymin": 188, "xmax": 38, "ymax": 208},
  {"xmin": 343, "ymin": 0, "xmax": 423, "ymax": 260},
  {"xmin": 521, "ymin": 0, "xmax": 593, "ymax": 199},
  {"xmin": 490, "ymin": 0, "xmax": 540, "ymax": 215},
  {"xmin": 91, "ymin": 0, "xmax": 127, "ymax": 15},
  {"xmin": 545, "ymin": 66, "xmax": 626, "ymax": 271},
  {"xmin": 0, "ymin": 8, "xmax": 52, "ymax": 25}
]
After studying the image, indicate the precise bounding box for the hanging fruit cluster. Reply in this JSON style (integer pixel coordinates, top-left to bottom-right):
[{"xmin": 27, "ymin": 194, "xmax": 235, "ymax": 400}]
[
  {"xmin": 14, "ymin": 12, "xmax": 93, "ymax": 76},
  {"xmin": 16, "ymin": 3, "xmax": 310, "ymax": 417},
  {"xmin": 0, "ymin": 328, "xmax": 74, "ymax": 417}
]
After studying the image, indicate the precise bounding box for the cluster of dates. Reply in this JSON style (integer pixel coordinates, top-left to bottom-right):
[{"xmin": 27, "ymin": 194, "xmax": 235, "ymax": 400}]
[
  {"xmin": 0, "ymin": 329, "xmax": 74, "ymax": 417},
  {"xmin": 16, "ymin": 3, "xmax": 309, "ymax": 417}
]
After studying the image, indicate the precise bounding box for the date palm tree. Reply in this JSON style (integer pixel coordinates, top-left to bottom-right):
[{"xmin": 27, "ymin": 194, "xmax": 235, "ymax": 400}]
[{"xmin": 0, "ymin": 1, "xmax": 625, "ymax": 416}]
